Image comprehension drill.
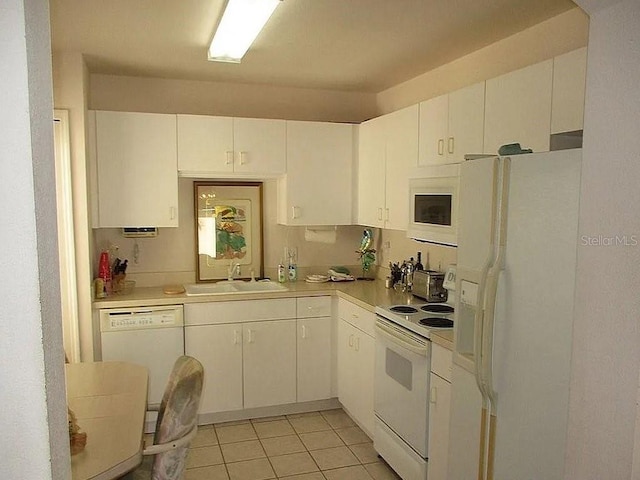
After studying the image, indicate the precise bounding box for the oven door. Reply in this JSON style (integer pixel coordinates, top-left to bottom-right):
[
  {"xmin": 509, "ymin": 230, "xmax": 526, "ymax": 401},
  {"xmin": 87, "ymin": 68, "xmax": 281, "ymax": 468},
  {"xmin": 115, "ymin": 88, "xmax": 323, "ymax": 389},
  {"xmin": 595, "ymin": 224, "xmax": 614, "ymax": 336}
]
[{"xmin": 374, "ymin": 317, "xmax": 431, "ymax": 457}]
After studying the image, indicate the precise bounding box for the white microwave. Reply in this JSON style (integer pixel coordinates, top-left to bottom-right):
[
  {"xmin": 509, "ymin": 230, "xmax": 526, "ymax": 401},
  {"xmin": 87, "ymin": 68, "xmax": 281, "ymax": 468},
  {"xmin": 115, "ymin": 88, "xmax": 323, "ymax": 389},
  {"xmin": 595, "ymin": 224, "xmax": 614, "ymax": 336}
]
[{"xmin": 407, "ymin": 164, "xmax": 460, "ymax": 246}]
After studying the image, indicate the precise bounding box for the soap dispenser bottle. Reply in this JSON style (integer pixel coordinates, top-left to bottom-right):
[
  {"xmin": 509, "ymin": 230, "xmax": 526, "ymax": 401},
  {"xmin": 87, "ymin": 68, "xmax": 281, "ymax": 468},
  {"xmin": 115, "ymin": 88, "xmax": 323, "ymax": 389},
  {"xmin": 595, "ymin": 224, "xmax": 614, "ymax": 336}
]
[{"xmin": 277, "ymin": 259, "xmax": 286, "ymax": 283}]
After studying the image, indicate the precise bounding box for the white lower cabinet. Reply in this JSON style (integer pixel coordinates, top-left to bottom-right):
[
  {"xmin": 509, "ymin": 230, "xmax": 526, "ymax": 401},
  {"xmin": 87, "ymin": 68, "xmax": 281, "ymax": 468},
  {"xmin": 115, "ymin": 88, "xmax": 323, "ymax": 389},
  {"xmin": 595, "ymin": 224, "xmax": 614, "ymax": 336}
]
[
  {"xmin": 184, "ymin": 323, "xmax": 243, "ymax": 414},
  {"xmin": 243, "ymin": 320, "xmax": 297, "ymax": 409},
  {"xmin": 184, "ymin": 299, "xmax": 297, "ymax": 415},
  {"xmin": 297, "ymin": 296, "xmax": 333, "ymax": 402},
  {"xmin": 337, "ymin": 299, "xmax": 375, "ymax": 437},
  {"xmin": 428, "ymin": 344, "xmax": 453, "ymax": 480},
  {"xmin": 185, "ymin": 297, "xmax": 333, "ymax": 417}
]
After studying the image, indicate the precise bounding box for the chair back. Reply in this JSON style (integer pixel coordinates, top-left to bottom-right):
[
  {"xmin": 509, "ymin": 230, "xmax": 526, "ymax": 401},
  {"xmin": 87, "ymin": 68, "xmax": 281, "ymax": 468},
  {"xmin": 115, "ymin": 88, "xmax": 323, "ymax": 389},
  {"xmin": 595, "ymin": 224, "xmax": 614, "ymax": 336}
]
[{"xmin": 151, "ymin": 356, "xmax": 204, "ymax": 480}]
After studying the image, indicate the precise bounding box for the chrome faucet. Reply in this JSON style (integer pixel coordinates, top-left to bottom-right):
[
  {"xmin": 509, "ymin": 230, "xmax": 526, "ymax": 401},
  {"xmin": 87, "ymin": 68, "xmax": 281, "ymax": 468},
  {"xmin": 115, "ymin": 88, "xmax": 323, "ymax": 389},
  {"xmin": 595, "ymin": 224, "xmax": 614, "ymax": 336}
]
[{"xmin": 227, "ymin": 261, "xmax": 241, "ymax": 281}]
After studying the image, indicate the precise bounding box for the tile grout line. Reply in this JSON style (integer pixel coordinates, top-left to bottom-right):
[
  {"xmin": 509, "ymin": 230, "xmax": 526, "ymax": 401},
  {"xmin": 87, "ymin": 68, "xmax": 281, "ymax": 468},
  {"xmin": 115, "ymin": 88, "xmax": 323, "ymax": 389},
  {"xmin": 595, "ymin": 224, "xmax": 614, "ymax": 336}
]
[{"xmin": 186, "ymin": 410, "xmax": 387, "ymax": 479}]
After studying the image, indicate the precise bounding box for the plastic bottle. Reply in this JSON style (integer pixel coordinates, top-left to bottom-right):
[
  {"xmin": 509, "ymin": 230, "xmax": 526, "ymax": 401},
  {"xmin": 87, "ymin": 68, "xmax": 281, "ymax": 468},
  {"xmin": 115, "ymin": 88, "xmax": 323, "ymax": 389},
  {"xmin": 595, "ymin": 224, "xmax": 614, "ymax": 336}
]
[
  {"xmin": 277, "ymin": 259, "xmax": 286, "ymax": 283},
  {"xmin": 288, "ymin": 262, "xmax": 298, "ymax": 282},
  {"xmin": 98, "ymin": 250, "xmax": 112, "ymax": 296}
]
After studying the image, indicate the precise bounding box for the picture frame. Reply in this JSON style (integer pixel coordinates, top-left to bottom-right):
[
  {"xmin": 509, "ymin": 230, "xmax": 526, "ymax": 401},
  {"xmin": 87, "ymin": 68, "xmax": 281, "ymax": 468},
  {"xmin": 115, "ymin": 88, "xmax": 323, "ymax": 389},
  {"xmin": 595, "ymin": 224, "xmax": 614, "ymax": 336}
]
[{"xmin": 194, "ymin": 181, "xmax": 264, "ymax": 282}]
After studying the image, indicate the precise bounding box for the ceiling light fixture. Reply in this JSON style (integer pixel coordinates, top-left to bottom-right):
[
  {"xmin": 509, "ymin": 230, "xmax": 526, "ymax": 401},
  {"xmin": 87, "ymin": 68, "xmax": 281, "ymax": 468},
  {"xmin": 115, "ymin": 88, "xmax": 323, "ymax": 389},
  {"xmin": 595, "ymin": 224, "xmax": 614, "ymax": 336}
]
[{"xmin": 208, "ymin": 0, "xmax": 281, "ymax": 63}]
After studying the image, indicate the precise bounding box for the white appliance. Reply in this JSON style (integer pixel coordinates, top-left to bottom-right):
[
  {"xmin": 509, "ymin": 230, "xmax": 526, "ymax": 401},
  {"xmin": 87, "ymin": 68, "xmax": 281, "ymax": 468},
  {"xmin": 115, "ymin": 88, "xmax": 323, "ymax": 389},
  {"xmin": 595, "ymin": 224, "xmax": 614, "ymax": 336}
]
[
  {"xmin": 407, "ymin": 164, "xmax": 460, "ymax": 246},
  {"xmin": 374, "ymin": 288, "xmax": 455, "ymax": 480},
  {"xmin": 100, "ymin": 305, "xmax": 185, "ymax": 432},
  {"xmin": 448, "ymin": 150, "xmax": 581, "ymax": 480}
]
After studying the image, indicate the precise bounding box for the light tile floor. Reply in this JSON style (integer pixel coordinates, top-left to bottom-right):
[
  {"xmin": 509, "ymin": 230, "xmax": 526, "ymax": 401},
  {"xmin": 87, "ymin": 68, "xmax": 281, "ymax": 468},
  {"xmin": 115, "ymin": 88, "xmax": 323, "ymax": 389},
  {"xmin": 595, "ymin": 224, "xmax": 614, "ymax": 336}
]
[{"xmin": 179, "ymin": 409, "xmax": 401, "ymax": 480}]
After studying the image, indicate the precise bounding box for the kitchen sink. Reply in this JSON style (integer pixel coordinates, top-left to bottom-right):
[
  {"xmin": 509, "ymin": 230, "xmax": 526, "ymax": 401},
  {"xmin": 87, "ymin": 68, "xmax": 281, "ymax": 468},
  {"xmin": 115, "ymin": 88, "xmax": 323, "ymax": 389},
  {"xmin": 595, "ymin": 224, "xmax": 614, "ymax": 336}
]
[{"xmin": 184, "ymin": 280, "xmax": 288, "ymax": 296}]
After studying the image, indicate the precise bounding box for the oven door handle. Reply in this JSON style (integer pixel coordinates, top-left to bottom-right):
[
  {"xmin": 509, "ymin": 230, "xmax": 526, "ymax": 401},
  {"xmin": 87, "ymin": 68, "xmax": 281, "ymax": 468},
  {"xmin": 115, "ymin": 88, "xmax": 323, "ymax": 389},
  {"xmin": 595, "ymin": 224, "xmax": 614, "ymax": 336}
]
[{"xmin": 375, "ymin": 322, "xmax": 428, "ymax": 356}]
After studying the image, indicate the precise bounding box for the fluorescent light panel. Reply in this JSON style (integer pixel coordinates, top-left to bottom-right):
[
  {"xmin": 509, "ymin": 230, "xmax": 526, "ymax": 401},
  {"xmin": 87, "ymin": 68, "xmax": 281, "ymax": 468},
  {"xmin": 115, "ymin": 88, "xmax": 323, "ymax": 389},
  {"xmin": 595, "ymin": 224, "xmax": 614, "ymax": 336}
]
[{"xmin": 208, "ymin": 0, "xmax": 280, "ymax": 63}]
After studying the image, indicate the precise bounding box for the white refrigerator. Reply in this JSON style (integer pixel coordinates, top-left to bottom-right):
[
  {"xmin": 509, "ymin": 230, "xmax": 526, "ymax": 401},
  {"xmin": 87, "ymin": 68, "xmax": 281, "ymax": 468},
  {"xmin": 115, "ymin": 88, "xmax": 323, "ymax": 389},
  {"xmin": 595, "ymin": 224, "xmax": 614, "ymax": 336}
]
[{"xmin": 448, "ymin": 150, "xmax": 581, "ymax": 480}]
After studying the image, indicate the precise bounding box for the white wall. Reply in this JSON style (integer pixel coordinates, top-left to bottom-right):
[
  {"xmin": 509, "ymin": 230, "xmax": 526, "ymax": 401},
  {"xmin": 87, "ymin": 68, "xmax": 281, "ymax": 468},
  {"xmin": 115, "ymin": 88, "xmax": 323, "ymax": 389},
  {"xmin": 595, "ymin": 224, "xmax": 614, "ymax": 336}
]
[
  {"xmin": 90, "ymin": 74, "xmax": 378, "ymax": 124},
  {"xmin": 376, "ymin": 7, "xmax": 589, "ymax": 114},
  {"xmin": 0, "ymin": 0, "xmax": 69, "ymax": 478},
  {"xmin": 565, "ymin": 0, "xmax": 640, "ymax": 478}
]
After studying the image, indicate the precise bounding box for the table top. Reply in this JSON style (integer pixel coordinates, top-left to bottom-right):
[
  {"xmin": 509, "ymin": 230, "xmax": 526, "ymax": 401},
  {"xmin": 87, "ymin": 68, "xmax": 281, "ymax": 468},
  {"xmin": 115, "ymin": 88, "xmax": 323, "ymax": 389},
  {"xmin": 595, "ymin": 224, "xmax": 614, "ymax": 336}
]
[{"xmin": 66, "ymin": 361, "xmax": 149, "ymax": 480}]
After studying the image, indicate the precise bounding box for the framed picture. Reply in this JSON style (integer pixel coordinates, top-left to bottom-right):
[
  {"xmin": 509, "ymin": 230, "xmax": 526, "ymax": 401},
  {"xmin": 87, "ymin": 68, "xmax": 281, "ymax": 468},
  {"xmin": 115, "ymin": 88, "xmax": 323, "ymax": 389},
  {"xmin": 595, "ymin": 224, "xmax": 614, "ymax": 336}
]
[{"xmin": 194, "ymin": 181, "xmax": 264, "ymax": 282}]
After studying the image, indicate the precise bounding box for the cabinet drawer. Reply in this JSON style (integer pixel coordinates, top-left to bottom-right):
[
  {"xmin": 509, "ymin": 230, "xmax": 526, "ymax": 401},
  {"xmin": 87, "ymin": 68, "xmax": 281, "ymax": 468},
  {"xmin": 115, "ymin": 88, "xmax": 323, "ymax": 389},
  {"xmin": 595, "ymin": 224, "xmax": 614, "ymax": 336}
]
[
  {"xmin": 297, "ymin": 296, "xmax": 332, "ymax": 318},
  {"xmin": 185, "ymin": 298, "xmax": 296, "ymax": 325},
  {"xmin": 338, "ymin": 299, "xmax": 375, "ymax": 337},
  {"xmin": 431, "ymin": 343, "xmax": 453, "ymax": 382}
]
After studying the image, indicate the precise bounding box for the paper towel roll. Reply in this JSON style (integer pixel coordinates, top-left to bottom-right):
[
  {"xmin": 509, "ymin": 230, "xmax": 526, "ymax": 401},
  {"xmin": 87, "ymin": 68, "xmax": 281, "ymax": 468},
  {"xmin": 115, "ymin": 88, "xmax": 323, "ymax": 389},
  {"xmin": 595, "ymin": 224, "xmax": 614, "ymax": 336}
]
[{"xmin": 304, "ymin": 226, "xmax": 337, "ymax": 244}]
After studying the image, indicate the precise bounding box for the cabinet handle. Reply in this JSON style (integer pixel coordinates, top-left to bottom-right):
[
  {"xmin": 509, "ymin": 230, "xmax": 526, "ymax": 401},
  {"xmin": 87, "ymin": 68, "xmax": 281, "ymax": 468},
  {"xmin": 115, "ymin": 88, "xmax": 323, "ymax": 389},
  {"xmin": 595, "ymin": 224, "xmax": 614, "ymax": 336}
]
[
  {"xmin": 355, "ymin": 336, "xmax": 360, "ymax": 352},
  {"xmin": 377, "ymin": 207, "xmax": 383, "ymax": 221},
  {"xmin": 430, "ymin": 386, "xmax": 437, "ymax": 404},
  {"xmin": 448, "ymin": 136, "xmax": 454, "ymax": 154},
  {"xmin": 351, "ymin": 313, "xmax": 359, "ymax": 319},
  {"xmin": 302, "ymin": 325, "xmax": 307, "ymax": 339},
  {"xmin": 438, "ymin": 138, "xmax": 444, "ymax": 156},
  {"xmin": 239, "ymin": 151, "xmax": 247, "ymax": 165},
  {"xmin": 385, "ymin": 208, "xmax": 390, "ymax": 222},
  {"xmin": 170, "ymin": 206, "xmax": 176, "ymax": 220},
  {"xmin": 292, "ymin": 206, "xmax": 301, "ymax": 219},
  {"xmin": 247, "ymin": 329, "xmax": 254, "ymax": 344},
  {"xmin": 234, "ymin": 330, "xmax": 240, "ymax": 345},
  {"xmin": 225, "ymin": 151, "xmax": 234, "ymax": 165},
  {"xmin": 348, "ymin": 334, "xmax": 354, "ymax": 347}
]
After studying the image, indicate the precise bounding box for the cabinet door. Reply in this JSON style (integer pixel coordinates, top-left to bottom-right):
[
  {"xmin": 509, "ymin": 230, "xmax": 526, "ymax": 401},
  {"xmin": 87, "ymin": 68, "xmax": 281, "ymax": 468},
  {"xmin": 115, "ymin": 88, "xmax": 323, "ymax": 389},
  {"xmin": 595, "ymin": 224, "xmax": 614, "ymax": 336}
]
[
  {"xmin": 297, "ymin": 317, "xmax": 332, "ymax": 402},
  {"xmin": 337, "ymin": 319, "xmax": 357, "ymax": 414},
  {"xmin": 243, "ymin": 319, "xmax": 296, "ymax": 409},
  {"xmin": 357, "ymin": 116, "xmax": 386, "ymax": 228},
  {"xmin": 337, "ymin": 319, "xmax": 375, "ymax": 437},
  {"xmin": 184, "ymin": 324, "xmax": 243, "ymax": 414},
  {"xmin": 384, "ymin": 104, "xmax": 418, "ymax": 231},
  {"xmin": 95, "ymin": 111, "xmax": 178, "ymax": 227},
  {"xmin": 233, "ymin": 118, "xmax": 286, "ymax": 175},
  {"xmin": 448, "ymin": 82, "xmax": 485, "ymax": 163},
  {"xmin": 177, "ymin": 114, "xmax": 234, "ymax": 174},
  {"xmin": 428, "ymin": 373, "xmax": 452, "ymax": 480},
  {"xmin": 484, "ymin": 60, "xmax": 553, "ymax": 154},
  {"xmin": 551, "ymin": 47, "xmax": 587, "ymax": 134},
  {"xmin": 281, "ymin": 121, "xmax": 354, "ymax": 225},
  {"xmin": 418, "ymin": 94, "xmax": 449, "ymax": 166},
  {"xmin": 353, "ymin": 330, "xmax": 375, "ymax": 437}
]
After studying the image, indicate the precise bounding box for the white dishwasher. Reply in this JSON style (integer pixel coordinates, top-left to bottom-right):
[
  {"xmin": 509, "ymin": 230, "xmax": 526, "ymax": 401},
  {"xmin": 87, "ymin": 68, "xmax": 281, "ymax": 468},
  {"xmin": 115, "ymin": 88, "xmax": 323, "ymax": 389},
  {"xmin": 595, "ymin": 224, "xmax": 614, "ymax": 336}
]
[{"xmin": 100, "ymin": 305, "xmax": 184, "ymax": 431}]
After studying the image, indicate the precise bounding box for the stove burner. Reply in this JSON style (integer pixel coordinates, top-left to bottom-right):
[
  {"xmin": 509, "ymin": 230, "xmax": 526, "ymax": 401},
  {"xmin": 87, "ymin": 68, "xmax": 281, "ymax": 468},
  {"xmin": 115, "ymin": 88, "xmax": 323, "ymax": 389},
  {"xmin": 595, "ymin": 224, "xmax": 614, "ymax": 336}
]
[
  {"xmin": 389, "ymin": 305, "xmax": 419, "ymax": 314},
  {"xmin": 419, "ymin": 317, "xmax": 454, "ymax": 329},
  {"xmin": 420, "ymin": 304, "xmax": 454, "ymax": 314}
]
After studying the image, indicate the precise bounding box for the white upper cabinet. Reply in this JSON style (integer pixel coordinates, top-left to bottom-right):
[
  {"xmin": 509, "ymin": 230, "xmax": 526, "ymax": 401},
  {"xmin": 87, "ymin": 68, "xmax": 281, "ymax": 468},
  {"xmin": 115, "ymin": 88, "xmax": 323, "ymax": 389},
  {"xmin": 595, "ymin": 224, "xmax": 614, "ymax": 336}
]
[
  {"xmin": 419, "ymin": 94, "xmax": 449, "ymax": 165},
  {"xmin": 447, "ymin": 82, "xmax": 486, "ymax": 162},
  {"xmin": 233, "ymin": 117, "xmax": 286, "ymax": 175},
  {"xmin": 94, "ymin": 111, "xmax": 179, "ymax": 228},
  {"xmin": 551, "ymin": 47, "xmax": 587, "ymax": 134},
  {"xmin": 484, "ymin": 59, "xmax": 553, "ymax": 154},
  {"xmin": 357, "ymin": 115, "xmax": 387, "ymax": 228},
  {"xmin": 176, "ymin": 115, "xmax": 234, "ymax": 173},
  {"xmin": 278, "ymin": 120, "xmax": 354, "ymax": 225},
  {"xmin": 177, "ymin": 114, "xmax": 286, "ymax": 177},
  {"xmin": 419, "ymin": 82, "xmax": 485, "ymax": 166},
  {"xmin": 384, "ymin": 105, "xmax": 419, "ymax": 230},
  {"xmin": 357, "ymin": 105, "xmax": 418, "ymax": 230}
]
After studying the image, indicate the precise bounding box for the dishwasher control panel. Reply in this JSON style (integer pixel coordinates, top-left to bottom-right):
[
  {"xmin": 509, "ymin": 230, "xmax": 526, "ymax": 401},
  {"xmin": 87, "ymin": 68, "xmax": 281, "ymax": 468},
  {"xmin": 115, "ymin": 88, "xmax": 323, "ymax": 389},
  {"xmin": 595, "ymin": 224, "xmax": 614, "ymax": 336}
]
[{"xmin": 100, "ymin": 306, "xmax": 184, "ymax": 331}]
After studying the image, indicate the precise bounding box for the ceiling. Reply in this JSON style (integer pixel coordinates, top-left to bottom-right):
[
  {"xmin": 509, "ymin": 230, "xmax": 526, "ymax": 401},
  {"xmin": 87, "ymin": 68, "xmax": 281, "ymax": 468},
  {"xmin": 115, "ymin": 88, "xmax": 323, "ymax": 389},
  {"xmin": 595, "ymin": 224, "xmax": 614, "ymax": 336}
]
[{"xmin": 50, "ymin": 0, "xmax": 577, "ymax": 93}]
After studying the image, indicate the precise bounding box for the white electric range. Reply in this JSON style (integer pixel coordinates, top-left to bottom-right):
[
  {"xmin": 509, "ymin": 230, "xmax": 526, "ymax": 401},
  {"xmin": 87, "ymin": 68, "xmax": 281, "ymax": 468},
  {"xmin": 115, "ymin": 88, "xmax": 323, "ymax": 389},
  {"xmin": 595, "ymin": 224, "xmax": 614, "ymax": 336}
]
[
  {"xmin": 373, "ymin": 274, "xmax": 455, "ymax": 480},
  {"xmin": 374, "ymin": 302, "xmax": 454, "ymax": 339}
]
